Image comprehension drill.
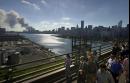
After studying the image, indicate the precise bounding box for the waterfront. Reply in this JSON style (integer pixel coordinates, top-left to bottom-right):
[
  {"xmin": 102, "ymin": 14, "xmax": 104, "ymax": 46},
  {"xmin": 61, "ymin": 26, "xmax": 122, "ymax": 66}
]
[
  {"xmin": 20, "ymin": 33, "xmax": 72, "ymax": 55},
  {"xmin": 20, "ymin": 33, "xmax": 111, "ymax": 55}
]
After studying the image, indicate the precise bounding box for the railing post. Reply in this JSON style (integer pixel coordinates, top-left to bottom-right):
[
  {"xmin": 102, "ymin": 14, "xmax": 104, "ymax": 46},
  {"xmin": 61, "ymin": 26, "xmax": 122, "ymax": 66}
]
[
  {"xmin": 99, "ymin": 45, "xmax": 101, "ymax": 56},
  {"xmin": 71, "ymin": 37, "xmax": 73, "ymax": 57},
  {"xmin": 5, "ymin": 62, "xmax": 13, "ymax": 83}
]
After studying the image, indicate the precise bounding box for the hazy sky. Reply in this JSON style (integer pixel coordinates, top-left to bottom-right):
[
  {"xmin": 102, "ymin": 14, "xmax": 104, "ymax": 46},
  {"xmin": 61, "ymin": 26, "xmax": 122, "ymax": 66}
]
[{"xmin": 0, "ymin": 0, "xmax": 129, "ymax": 31}]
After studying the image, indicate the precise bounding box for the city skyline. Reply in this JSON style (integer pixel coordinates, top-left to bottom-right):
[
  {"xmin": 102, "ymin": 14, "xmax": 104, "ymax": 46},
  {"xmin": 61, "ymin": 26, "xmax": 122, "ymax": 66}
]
[{"xmin": 0, "ymin": 0, "xmax": 129, "ymax": 31}]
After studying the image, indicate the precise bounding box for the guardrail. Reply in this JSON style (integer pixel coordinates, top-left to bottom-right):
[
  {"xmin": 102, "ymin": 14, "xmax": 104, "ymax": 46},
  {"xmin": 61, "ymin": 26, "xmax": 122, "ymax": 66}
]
[{"xmin": 0, "ymin": 43, "xmax": 112, "ymax": 83}]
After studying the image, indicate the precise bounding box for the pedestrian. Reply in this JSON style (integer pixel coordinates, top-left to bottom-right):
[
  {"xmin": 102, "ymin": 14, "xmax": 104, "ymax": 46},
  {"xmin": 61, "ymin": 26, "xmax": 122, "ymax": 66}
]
[
  {"xmin": 110, "ymin": 57, "xmax": 123, "ymax": 83},
  {"xmin": 96, "ymin": 63, "xmax": 115, "ymax": 83},
  {"xmin": 106, "ymin": 54, "xmax": 115, "ymax": 71},
  {"xmin": 112, "ymin": 43, "xmax": 121, "ymax": 56},
  {"xmin": 86, "ymin": 49, "xmax": 94, "ymax": 61},
  {"xmin": 65, "ymin": 54, "xmax": 72, "ymax": 83},
  {"xmin": 86, "ymin": 55, "xmax": 98, "ymax": 83},
  {"xmin": 93, "ymin": 50, "xmax": 98, "ymax": 63},
  {"xmin": 120, "ymin": 55, "xmax": 129, "ymax": 83},
  {"xmin": 77, "ymin": 56, "xmax": 86, "ymax": 83},
  {"xmin": 120, "ymin": 44, "xmax": 127, "ymax": 60}
]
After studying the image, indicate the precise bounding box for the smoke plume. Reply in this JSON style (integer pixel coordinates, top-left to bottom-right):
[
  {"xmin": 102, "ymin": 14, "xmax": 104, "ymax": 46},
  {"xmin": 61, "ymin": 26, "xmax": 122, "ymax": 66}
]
[{"xmin": 0, "ymin": 9, "xmax": 31, "ymax": 31}]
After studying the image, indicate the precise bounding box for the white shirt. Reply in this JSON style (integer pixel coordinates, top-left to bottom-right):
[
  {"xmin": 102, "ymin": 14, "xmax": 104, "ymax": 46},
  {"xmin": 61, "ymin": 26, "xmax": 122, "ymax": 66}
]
[{"xmin": 107, "ymin": 58, "xmax": 115, "ymax": 69}]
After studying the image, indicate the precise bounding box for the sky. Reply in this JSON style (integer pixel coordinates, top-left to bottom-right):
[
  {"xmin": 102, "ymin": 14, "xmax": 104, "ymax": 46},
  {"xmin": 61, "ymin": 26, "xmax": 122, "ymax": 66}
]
[{"xmin": 0, "ymin": 0, "xmax": 129, "ymax": 31}]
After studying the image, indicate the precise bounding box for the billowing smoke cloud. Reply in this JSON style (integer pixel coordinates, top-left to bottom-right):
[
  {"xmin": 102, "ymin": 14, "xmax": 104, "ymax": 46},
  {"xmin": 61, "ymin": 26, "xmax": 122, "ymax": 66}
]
[
  {"xmin": 5, "ymin": 10, "xmax": 20, "ymax": 28},
  {"xmin": 17, "ymin": 18, "xmax": 29, "ymax": 28},
  {"xmin": 0, "ymin": 9, "xmax": 32, "ymax": 31}
]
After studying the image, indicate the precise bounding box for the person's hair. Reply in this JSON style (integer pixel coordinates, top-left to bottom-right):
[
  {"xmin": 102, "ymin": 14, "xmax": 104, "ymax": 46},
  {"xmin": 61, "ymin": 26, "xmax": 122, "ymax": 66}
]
[
  {"xmin": 124, "ymin": 54, "xmax": 129, "ymax": 58},
  {"xmin": 122, "ymin": 44, "xmax": 125, "ymax": 48},
  {"xmin": 115, "ymin": 56, "xmax": 120, "ymax": 61},
  {"xmin": 87, "ymin": 55, "xmax": 94, "ymax": 60},
  {"xmin": 88, "ymin": 48, "xmax": 91, "ymax": 51},
  {"xmin": 114, "ymin": 43, "xmax": 117, "ymax": 46},
  {"xmin": 66, "ymin": 54, "xmax": 70, "ymax": 58},
  {"xmin": 110, "ymin": 54, "xmax": 114, "ymax": 57},
  {"xmin": 80, "ymin": 56, "xmax": 85, "ymax": 61},
  {"xmin": 100, "ymin": 63, "xmax": 106, "ymax": 69}
]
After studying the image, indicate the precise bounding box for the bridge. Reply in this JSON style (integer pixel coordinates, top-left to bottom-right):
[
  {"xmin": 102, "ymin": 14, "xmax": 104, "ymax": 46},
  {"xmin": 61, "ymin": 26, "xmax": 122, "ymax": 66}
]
[{"xmin": 0, "ymin": 37, "xmax": 113, "ymax": 83}]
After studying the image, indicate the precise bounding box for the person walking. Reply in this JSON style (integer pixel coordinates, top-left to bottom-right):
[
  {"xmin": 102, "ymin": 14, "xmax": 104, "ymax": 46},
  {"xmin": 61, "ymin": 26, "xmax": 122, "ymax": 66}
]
[
  {"xmin": 112, "ymin": 43, "xmax": 121, "ymax": 56},
  {"xmin": 106, "ymin": 54, "xmax": 115, "ymax": 71},
  {"xmin": 65, "ymin": 54, "xmax": 72, "ymax": 83},
  {"xmin": 86, "ymin": 55, "xmax": 98, "ymax": 83},
  {"xmin": 110, "ymin": 57, "xmax": 123, "ymax": 83},
  {"xmin": 77, "ymin": 56, "xmax": 87, "ymax": 83},
  {"xmin": 119, "ymin": 55, "xmax": 129, "ymax": 83},
  {"xmin": 96, "ymin": 63, "xmax": 115, "ymax": 83}
]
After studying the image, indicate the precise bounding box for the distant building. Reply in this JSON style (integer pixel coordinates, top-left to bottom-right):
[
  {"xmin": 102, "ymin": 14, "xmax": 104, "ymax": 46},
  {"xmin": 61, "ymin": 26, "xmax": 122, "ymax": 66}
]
[
  {"xmin": 0, "ymin": 27, "xmax": 6, "ymax": 35},
  {"xmin": 57, "ymin": 27, "xmax": 65, "ymax": 33},
  {"xmin": 81, "ymin": 20, "xmax": 84, "ymax": 28},
  {"xmin": 76, "ymin": 24, "xmax": 79, "ymax": 28},
  {"xmin": 112, "ymin": 25, "xmax": 118, "ymax": 28},
  {"xmin": 58, "ymin": 28, "xmax": 61, "ymax": 32},
  {"xmin": 52, "ymin": 29, "xmax": 55, "ymax": 32},
  {"xmin": 118, "ymin": 20, "xmax": 122, "ymax": 28},
  {"xmin": 26, "ymin": 26, "xmax": 36, "ymax": 33},
  {"xmin": 66, "ymin": 28, "xmax": 70, "ymax": 31},
  {"xmin": 98, "ymin": 26, "xmax": 104, "ymax": 31},
  {"xmin": 127, "ymin": 24, "xmax": 129, "ymax": 28},
  {"xmin": 71, "ymin": 27, "xmax": 75, "ymax": 30},
  {"xmin": 88, "ymin": 25, "xmax": 92, "ymax": 30},
  {"xmin": 85, "ymin": 26, "xmax": 88, "ymax": 29},
  {"xmin": 61, "ymin": 27, "xmax": 65, "ymax": 31}
]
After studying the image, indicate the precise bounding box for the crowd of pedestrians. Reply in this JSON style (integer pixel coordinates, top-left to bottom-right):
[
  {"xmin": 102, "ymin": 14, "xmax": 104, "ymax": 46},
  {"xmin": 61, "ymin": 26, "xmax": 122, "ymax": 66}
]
[{"xmin": 65, "ymin": 42, "xmax": 129, "ymax": 83}]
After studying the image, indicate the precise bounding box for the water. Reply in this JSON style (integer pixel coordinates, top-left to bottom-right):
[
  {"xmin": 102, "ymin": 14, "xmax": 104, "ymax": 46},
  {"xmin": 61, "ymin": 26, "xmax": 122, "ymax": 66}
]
[
  {"xmin": 20, "ymin": 33, "xmax": 72, "ymax": 55},
  {"xmin": 20, "ymin": 33, "xmax": 112, "ymax": 55}
]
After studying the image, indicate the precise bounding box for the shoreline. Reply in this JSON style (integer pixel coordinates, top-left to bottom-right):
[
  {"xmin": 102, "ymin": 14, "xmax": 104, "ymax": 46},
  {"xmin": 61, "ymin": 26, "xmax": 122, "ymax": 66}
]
[
  {"xmin": 0, "ymin": 34, "xmax": 58, "ymax": 65},
  {"xmin": 20, "ymin": 34, "xmax": 57, "ymax": 55}
]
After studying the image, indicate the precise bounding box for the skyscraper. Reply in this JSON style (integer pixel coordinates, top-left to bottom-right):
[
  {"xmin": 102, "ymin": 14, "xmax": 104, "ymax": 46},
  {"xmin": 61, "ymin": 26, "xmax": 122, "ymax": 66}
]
[
  {"xmin": 118, "ymin": 20, "xmax": 122, "ymax": 28},
  {"xmin": 76, "ymin": 24, "xmax": 79, "ymax": 28},
  {"xmin": 81, "ymin": 20, "xmax": 84, "ymax": 28}
]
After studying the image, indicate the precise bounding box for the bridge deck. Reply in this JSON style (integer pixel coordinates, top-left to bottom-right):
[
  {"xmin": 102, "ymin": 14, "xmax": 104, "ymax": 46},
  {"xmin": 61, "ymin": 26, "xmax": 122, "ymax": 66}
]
[{"xmin": 24, "ymin": 65, "xmax": 74, "ymax": 83}]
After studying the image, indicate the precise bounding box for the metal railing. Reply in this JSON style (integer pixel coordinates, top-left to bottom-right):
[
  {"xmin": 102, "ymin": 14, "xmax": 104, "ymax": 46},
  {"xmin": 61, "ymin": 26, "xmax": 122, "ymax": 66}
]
[{"xmin": 0, "ymin": 43, "xmax": 112, "ymax": 83}]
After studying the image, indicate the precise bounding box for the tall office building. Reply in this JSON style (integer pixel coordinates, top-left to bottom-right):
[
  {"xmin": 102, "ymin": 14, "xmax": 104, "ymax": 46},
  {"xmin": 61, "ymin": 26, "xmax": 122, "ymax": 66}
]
[
  {"xmin": 76, "ymin": 24, "xmax": 79, "ymax": 28},
  {"xmin": 81, "ymin": 20, "xmax": 84, "ymax": 28},
  {"xmin": 127, "ymin": 24, "xmax": 129, "ymax": 28},
  {"xmin": 118, "ymin": 20, "xmax": 122, "ymax": 28}
]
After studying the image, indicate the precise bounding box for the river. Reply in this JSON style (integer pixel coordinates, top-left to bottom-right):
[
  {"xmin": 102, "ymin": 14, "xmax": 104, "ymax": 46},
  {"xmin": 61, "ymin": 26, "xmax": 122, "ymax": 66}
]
[
  {"xmin": 20, "ymin": 33, "xmax": 111, "ymax": 55},
  {"xmin": 20, "ymin": 33, "xmax": 72, "ymax": 55}
]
